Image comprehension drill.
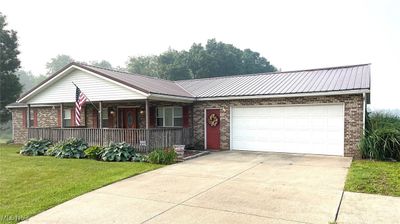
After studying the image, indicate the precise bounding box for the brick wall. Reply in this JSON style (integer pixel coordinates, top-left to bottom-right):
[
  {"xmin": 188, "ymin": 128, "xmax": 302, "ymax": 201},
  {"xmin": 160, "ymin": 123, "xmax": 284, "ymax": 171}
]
[
  {"xmin": 11, "ymin": 108, "xmax": 28, "ymax": 144},
  {"xmin": 11, "ymin": 106, "xmax": 60, "ymax": 143},
  {"xmin": 36, "ymin": 107, "xmax": 59, "ymax": 127},
  {"xmin": 193, "ymin": 94, "xmax": 364, "ymax": 157},
  {"xmin": 11, "ymin": 102, "xmax": 193, "ymax": 143}
]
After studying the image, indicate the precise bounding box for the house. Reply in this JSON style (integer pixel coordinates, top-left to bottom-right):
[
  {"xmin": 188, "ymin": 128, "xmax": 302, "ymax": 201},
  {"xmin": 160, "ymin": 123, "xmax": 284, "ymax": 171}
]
[{"xmin": 7, "ymin": 62, "xmax": 371, "ymax": 157}]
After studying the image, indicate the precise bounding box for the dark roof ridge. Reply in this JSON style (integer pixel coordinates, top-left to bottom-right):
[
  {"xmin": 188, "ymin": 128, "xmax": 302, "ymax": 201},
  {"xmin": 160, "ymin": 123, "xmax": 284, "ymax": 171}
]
[{"xmin": 176, "ymin": 63, "xmax": 371, "ymax": 82}]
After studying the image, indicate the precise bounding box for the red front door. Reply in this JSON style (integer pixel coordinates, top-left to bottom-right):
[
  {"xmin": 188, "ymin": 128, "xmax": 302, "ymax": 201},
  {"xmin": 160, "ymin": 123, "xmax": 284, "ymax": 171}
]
[
  {"xmin": 121, "ymin": 108, "xmax": 137, "ymax": 128},
  {"xmin": 206, "ymin": 109, "xmax": 220, "ymax": 150}
]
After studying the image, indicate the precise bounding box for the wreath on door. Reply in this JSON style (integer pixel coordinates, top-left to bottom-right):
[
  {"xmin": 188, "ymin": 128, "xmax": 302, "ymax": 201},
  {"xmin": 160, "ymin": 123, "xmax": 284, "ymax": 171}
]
[{"xmin": 208, "ymin": 113, "xmax": 219, "ymax": 127}]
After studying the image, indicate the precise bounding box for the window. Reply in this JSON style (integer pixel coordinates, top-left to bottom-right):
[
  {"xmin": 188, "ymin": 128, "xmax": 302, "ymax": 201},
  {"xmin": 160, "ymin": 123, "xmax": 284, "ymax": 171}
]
[
  {"xmin": 174, "ymin": 107, "xmax": 183, "ymax": 126},
  {"xmin": 29, "ymin": 109, "xmax": 34, "ymax": 127},
  {"xmin": 156, "ymin": 107, "xmax": 182, "ymax": 127},
  {"xmin": 63, "ymin": 108, "xmax": 71, "ymax": 127},
  {"xmin": 156, "ymin": 107, "xmax": 163, "ymax": 127},
  {"xmin": 102, "ymin": 108, "xmax": 109, "ymax": 128}
]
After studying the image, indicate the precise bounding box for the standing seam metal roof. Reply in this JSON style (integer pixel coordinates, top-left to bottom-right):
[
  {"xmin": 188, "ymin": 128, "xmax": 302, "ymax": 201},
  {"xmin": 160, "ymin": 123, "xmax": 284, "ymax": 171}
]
[
  {"xmin": 175, "ymin": 63, "xmax": 370, "ymax": 98},
  {"xmin": 17, "ymin": 63, "xmax": 371, "ymax": 103}
]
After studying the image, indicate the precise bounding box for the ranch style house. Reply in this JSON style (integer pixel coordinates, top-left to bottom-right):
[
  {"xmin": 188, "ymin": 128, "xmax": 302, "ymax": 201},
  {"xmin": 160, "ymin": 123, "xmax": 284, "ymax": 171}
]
[{"xmin": 6, "ymin": 62, "xmax": 371, "ymax": 157}]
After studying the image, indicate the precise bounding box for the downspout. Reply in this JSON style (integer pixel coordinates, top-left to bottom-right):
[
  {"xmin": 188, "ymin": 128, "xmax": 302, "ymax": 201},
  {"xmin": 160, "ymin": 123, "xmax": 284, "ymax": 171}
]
[
  {"xmin": 362, "ymin": 93, "xmax": 366, "ymax": 134},
  {"xmin": 191, "ymin": 104, "xmax": 194, "ymax": 145}
]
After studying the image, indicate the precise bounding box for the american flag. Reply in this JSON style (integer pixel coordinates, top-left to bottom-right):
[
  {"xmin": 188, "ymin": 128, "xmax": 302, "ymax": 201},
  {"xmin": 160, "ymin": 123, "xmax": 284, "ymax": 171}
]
[{"xmin": 75, "ymin": 86, "xmax": 88, "ymax": 126}]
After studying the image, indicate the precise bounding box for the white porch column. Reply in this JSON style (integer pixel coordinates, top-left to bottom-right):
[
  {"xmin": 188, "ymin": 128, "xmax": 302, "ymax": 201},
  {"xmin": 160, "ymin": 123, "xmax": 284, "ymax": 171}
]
[
  {"xmin": 27, "ymin": 104, "xmax": 31, "ymax": 128},
  {"xmin": 145, "ymin": 99, "xmax": 149, "ymax": 129},
  {"xmin": 99, "ymin": 101, "xmax": 103, "ymax": 128},
  {"xmin": 60, "ymin": 103, "xmax": 63, "ymax": 128}
]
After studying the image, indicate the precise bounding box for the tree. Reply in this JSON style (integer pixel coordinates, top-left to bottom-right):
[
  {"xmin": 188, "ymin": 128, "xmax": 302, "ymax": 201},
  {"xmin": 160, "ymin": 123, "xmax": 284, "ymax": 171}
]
[
  {"xmin": 186, "ymin": 43, "xmax": 215, "ymax": 79},
  {"xmin": 16, "ymin": 70, "xmax": 46, "ymax": 93},
  {"xmin": 241, "ymin": 49, "xmax": 277, "ymax": 74},
  {"xmin": 45, "ymin": 54, "xmax": 74, "ymax": 75},
  {"xmin": 90, "ymin": 60, "xmax": 112, "ymax": 69},
  {"xmin": 158, "ymin": 49, "xmax": 191, "ymax": 80},
  {"xmin": 127, "ymin": 55, "xmax": 160, "ymax": 77},
  {"xmin": 0, "ymin": 13, "xmax": 22, "ymax": 124},
  {"xmin": 126, "ymin": 39, "xmax": 277, "ymax": 80},
  {"xmin": 204, "ymin": 39, "xmax": 243, "ymax": 77}
]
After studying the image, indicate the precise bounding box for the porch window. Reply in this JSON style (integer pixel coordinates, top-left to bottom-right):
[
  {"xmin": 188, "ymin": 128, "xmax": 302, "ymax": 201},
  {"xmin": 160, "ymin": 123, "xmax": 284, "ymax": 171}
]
[
  {"xmin": 29, "ymin": 109, "xmax": 34, "ymax": 127},
  {"xmin": 102, "ymin": 108, "xmax": 108, "ymax": 127},
  {"xmin": 156, "ymin": 107, "xmax": 182, "ymax": 127},
  {"xmin": 63, "ymin": 108, "xmax": 71, "ymax": 127}
]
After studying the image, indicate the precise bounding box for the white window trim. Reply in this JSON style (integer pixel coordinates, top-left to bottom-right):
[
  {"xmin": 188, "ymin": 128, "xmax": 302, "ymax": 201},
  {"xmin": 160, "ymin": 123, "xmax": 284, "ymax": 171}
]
[
  {"xmin": 157, "ymin": 106, "xmax": 183, "ymax": 127},
  {"xmin": 63, "ymin": 108, "xmax": 72, "ymax": 126}
]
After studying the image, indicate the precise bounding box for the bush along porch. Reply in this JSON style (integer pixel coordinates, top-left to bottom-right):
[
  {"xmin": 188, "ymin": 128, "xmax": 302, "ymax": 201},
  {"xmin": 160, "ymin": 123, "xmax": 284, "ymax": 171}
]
[{"xmin": 20, "ymin": 137, "xmax": 179, "ymax": 165}]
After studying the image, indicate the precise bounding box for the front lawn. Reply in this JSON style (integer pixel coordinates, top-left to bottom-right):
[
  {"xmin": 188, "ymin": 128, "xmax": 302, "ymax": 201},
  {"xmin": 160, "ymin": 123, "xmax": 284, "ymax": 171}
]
[
  {"xmin": 345, "ymin": 160, "xmax": 400, "ymax": 197},
  {"xmin": 0, "ymin": 144, "xmax": 163, "ymax": 224}
]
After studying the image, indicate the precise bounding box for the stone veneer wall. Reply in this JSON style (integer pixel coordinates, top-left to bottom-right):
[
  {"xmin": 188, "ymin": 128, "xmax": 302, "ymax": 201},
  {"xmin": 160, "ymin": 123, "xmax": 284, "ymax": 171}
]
[
  {"xmin": 192, "ymin": 94, "xmax": 364, "ymax": 157},
  {"xmin": 11, "ymin": 108, "xmax": 28, "ymax": 144},
  {"xmin": 11, "ymin": 106, "xmax": 60, "ymax": 144}
]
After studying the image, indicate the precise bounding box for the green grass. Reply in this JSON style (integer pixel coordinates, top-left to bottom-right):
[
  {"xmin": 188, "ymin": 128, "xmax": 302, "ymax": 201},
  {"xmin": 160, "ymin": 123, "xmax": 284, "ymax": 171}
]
[
  {"xmin": 0, "ymin": 144, "xmax": 163, "ymax": 224},
  {"xmin": 345, "ymin": 160, "xmax": 400, "ymax": 197},
  {"xmin": 0, "ymin": 139, "xmax": 9, "ymax": 144}
]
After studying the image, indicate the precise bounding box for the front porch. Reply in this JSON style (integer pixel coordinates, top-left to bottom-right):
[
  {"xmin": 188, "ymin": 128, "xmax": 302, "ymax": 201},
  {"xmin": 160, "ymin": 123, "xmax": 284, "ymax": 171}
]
[
  {"xmin": 28, "ymin": 127, "xmax": 192, "ymax": 152},
  {"xmin": 23, "ymin": 98, "xmax": 194, "ymax": 151}
]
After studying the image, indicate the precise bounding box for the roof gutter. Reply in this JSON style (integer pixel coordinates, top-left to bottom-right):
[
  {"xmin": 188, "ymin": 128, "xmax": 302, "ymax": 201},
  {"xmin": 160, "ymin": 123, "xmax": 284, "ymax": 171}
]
[
  {"xmin": 196, "ymin": 89, "xmax": 370, "ymax": 101},
  {"xmin": 148, "ymin": 93, "xmax": 194, "ymax": 102},
  {"xmin": 6, "ymin": 104, "xmax": 57, "ymax": 109}
]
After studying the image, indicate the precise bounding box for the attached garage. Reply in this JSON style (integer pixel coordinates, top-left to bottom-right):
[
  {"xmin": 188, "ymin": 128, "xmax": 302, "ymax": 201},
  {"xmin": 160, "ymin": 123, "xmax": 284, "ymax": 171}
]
[{"xmin": 230, "ymin": 104, "xmax": 345, "ymax": 156}]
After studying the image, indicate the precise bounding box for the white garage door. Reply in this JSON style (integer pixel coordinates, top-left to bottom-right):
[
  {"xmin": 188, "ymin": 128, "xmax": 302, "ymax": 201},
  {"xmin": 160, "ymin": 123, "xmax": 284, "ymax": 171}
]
[{"xmin": 231, "ymin": 104, "xmax": 344, "ymax": 156}]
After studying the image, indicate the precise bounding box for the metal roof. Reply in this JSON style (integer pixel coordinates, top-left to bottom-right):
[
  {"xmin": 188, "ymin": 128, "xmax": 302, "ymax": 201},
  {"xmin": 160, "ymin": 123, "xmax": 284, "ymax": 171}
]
[
  {"xmin": 16, "ymin": 63, "xmax": 371, "ymax": 104},
  {"xmin": 176, "ymin": 64, "xmax": 371, "ymax": 98},
  {"xmin": 79, "ymin": 64, "xmax": 194, "ymax": 97}
]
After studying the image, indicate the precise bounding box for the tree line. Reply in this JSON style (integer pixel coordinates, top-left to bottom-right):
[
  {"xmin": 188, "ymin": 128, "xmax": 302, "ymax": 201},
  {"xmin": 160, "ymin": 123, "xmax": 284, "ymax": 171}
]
[
  {"xmin": 127, "ymin": 39, "xmax": 277, "ymax": 80},
  {"xmin": 1, "ymin": 11, "xmax": 277, "ymax": 125}
]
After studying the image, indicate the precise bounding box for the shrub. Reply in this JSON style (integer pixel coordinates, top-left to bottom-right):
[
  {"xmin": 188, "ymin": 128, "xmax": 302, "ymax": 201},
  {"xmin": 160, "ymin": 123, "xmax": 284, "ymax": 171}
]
[
  {"xmin": 84, "ymin": 146, "xmax": 103, "ymax": 160},
  {"xmin": 20, "ymin": 139, "xmax": 52, "ymax": 156},
  {"xmin": 50, "ymin": 138, "xmax": 88, "ymax": 159},
  {"xmin": 45, "ymin": 145, "xmax": 58, "ymax": 156},
  {"xmin": 100, "ymin": 142, "xmax": 135, "ymax": 162},
  {"xmin": 360, "ymin": 112, "xmax": 400, "ymax": 161},
  {"xmin": 131, "ymin": 153, "xmax": 148, "ymax": 162},
  {"xmin": 148, "ymin": 148, "xmax": 177, "ymax": 164}
]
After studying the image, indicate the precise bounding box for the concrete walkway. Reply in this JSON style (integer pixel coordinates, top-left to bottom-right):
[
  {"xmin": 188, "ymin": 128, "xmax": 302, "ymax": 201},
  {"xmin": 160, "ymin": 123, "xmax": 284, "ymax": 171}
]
[
  {"xmin": 21, "ymin": 151, "xmax": 352, "ymax": 224},
  {"xmin": 337, "ymin": 191, "xmax": 400, "ymax": 224}
]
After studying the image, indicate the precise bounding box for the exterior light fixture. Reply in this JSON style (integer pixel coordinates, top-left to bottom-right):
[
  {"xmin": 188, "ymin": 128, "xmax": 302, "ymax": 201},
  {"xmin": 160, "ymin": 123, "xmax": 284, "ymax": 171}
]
[{"xmin": 109, "ymin": 108, "xmax": 115, "ymax": 115}]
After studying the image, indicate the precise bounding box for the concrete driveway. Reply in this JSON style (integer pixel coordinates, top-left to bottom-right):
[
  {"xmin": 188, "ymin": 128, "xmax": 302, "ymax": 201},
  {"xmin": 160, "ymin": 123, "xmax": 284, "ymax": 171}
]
[{"xmin": 21, "ymin": 151, "xmax": 351, "ymax": 224}]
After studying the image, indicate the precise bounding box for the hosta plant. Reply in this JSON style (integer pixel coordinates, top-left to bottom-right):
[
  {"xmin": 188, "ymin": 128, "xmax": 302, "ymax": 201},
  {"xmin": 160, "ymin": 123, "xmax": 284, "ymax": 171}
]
[
  {"xmin": 131, "ymin": 153, "xmax": 148, "ymax": 162},
  {"xmin": 20, "ymin": 139, "xmax": 52, "ymax": 156},
  {"xmin": 50, "ymin": 138, "xmax": 88, "ymax": 159},
  {"xmin": 84, "ymin": 146, "xmax": 104, "ymax": 160},
  {"xmin": 100, "ymin": 142, "xmax": 135, "ymax": 162}
]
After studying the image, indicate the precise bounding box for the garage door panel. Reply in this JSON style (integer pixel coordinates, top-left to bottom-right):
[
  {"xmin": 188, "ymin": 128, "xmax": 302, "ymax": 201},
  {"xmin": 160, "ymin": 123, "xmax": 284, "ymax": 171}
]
[{"xmin": 231, "ymin": 104, "xmax": 344, "ymax": 156}]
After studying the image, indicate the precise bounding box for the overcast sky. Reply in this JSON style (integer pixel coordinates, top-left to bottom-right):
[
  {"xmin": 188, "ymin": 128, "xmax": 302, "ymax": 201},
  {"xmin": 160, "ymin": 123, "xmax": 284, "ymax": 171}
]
[{"xmin": 2, "ymin": 0, "xmax": 399, "ymax": 109}]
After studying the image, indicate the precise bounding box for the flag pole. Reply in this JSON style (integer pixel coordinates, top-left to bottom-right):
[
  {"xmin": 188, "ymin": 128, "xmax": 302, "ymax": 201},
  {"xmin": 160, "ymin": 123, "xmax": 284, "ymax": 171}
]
[{"xmin": 72, "ymin": 82, "xmax": 100, "ymax": 112}]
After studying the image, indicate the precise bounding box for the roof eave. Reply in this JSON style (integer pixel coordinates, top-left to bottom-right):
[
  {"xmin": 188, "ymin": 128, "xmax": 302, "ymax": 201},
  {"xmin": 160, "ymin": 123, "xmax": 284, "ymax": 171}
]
[
  {"xmin": 195, "ymin": 89, "xmax": 370, "ymax": 101},
  {"xmin": 17, "ymin": 63, "xmax": 151, "ymax": 103},
  {"xmin": 148, "ymin": 93, "xmax": 194, "ymax": 103}
]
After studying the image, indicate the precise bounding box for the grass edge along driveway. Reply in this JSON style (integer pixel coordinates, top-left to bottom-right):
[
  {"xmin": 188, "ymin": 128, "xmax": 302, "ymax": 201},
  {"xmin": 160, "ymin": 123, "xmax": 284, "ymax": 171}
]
[
  {"xmin": 345, "ymin": 159, "xmax": 400, "ymax": 197},
  {"xmin": 0, "ymin": 144, "xmax": 163, "ymax": 224}
]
